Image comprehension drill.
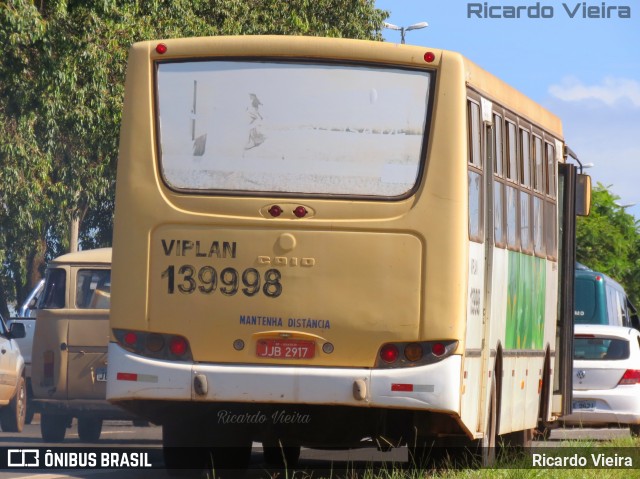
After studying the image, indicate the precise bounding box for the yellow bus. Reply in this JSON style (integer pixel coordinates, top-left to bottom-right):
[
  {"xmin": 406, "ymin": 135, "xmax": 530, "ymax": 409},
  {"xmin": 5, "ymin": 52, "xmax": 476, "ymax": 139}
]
[{"xmin": 108, "ymin": 35, "xmax": 589, "ymax": 469}]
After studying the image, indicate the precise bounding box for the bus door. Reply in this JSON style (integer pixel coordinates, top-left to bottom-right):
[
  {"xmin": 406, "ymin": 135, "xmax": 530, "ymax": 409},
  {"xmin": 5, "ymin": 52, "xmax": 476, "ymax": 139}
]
[
  {"xmin": 554, "ymin": 161, "xmax": 578, "ymax": 418},
  {"xmin": 478, "ymin": 98, "xmax": 496, "ymax": 432}
]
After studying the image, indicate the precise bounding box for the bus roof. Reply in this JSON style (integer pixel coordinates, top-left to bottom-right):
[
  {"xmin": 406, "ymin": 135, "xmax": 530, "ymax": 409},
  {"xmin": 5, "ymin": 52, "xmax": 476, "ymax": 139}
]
[
  {"xmin": 462, "ymin": 56, "xmax": 563, "ymax": 137},
  {"xmin": 49, "ymin": 247, "xmax": 112, "ymax": 266}
]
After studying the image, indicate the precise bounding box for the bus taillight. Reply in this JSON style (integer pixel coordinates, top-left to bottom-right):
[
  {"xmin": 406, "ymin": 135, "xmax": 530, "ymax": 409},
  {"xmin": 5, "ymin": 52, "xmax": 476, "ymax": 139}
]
[
  {"xmin": 114, "ymin": 329, "xmax": 193, "ymax": 361},
  {"xmin": 380, "ymin": 344, "xmax": 399, "ymax": 363},
  {"xmin": 432, "ymin": 342, "xmax": 446, "ymax": 356},
  {"xmin": 375, "ymin": 340, "xmax": 458, "ymax": 368},
  {"xmin": 169, "ymin": 337, "xmax": 188, "ymax": 356}
]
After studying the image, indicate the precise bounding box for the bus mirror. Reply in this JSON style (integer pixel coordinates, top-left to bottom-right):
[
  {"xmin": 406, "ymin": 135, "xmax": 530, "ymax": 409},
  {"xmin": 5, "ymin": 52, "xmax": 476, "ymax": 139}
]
[{"xmin": 576, "ymin": 173, "xmax": 591, "ymax": 216}]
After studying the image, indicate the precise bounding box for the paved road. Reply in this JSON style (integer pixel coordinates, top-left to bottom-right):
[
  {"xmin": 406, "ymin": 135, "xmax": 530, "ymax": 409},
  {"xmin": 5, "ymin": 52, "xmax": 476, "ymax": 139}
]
[{"xmin": 0, "ymin": 418, "xmax": 634, "ymax": 479}]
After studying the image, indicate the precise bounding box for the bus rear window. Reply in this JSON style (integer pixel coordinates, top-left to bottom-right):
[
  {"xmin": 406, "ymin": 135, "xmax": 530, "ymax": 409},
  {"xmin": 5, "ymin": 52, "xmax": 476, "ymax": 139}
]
[{"xmin": 156, "ymin": 61, "xmax": 431, "ymax": 197}]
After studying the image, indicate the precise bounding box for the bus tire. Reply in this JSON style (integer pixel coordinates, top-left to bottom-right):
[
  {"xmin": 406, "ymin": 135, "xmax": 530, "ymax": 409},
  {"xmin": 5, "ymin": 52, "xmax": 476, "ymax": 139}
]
[
  {"xmin": 41, "ymin": 413, "xmax": 68, "ymax": 442},
  {"xmin": 480, "ymin": 376, "xmax": 497, "ymax": 467},
  {"xmin": 78, "ymin": 417, "xmax": 103, "ymax": 442},
  {"xmin": 0, "ymin": 376, "xmax": 26, "ymax": 433}
]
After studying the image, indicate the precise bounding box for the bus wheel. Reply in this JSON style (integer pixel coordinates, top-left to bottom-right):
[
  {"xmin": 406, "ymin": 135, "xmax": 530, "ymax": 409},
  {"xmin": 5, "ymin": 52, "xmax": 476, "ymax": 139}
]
[
  {"xmin": 41, "ymin": 414, "xmax": 68, "ymax": 442},
  {"xmin": 630, "ymin": 425, "xmax": 640, "ymax": 437},
  {"xmin": 262, "ymin": 441, "xmax": 301, "ymax": 468},
  {"xmin": 0, "ymin": 376, "xmax": 26, "ymax": 433},
  {"xmin": 480, "ymin": 377, "xmax": 497, "ymax": 467},
  {"xmin": 78, "ymin": 417, "xmax": 103, "ymax": 442}
]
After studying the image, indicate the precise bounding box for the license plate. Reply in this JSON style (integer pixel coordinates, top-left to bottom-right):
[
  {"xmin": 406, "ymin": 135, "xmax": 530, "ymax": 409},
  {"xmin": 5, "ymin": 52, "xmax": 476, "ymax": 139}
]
[
  {"xmin": 96, "ymin": 367, "xmax": 108, "ymax": 382},
  {"xmin": 573, "ymin": 400, "xmax": 596, "ymax": 410},
  {"xmin": 256, "ymin": 339, "xmax": 315, "ymax": 359}
]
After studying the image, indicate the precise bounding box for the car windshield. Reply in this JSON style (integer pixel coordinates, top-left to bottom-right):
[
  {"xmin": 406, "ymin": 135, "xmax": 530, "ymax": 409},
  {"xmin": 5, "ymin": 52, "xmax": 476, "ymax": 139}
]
[{"xmin": 574, "ymin": 336, "xmax": 629, "ymax": 360}]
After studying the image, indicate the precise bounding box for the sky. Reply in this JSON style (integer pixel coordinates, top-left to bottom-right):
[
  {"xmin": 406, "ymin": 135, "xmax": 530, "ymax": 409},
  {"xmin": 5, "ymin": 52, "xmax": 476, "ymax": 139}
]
[{"xmin": 375, "ymin": 0, "xmax": 640, "ymax": 220}]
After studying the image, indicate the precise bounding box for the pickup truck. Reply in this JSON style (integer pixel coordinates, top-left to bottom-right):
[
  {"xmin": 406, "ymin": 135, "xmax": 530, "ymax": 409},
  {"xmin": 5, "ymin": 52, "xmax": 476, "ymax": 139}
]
[
  {"xmin": 5, "ymin": 316, "xmax": 36, "ymax": 424},
  {"xmin": 0, "ymin": 312, "xmax": 27, "ymax": 431}
]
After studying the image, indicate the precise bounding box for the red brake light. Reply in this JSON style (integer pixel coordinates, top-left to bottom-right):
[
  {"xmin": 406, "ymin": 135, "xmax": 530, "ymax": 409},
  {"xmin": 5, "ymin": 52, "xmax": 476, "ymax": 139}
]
[
  {"xmin": 380, "ymin": 344, "xmax": 399, "ymax": 363},
  {"xmin": 618, "ymin": 369, "xmax": 640, "ymax": 385},
  {"xmin": 124, "ymin": 332, "xmax": 138, "ymax": 346},
  {"xmin": 169, "ymin": 336, "xmax": 188, "ymax": 356},
  {"xmin": 432, "ymin": 342, "xmax": 446, "ymax": 356}
]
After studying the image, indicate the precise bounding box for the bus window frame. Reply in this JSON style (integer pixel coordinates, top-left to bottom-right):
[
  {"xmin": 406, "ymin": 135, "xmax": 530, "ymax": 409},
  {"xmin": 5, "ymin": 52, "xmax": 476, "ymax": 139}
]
[{"xmin": 152, "ymin": 57, "xmax": 437, "ymax": 202}]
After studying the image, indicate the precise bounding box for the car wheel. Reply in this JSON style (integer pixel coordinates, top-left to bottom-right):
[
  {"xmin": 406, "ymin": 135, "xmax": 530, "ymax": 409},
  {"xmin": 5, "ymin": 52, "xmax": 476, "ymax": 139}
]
[
  {"xmin": 0, "ymin": 376, "xmax": 26, "ymax": 433},
  {"xmin": 41, "ymin": 414, "xmax": 68, "ymax": 442},
  {"xmin": 78, "ymin": 417, "xmax": 103, "ymax": 442}
]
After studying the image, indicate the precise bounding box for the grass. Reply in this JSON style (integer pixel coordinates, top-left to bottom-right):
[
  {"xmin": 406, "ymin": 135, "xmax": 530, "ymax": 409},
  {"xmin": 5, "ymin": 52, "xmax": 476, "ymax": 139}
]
[{"xmin": 245, "ymin": 436, "xmax": 640, "ymax": 479}]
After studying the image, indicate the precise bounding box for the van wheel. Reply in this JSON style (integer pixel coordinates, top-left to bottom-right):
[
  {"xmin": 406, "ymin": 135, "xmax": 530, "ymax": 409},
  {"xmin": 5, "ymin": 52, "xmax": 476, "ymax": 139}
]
[
  {"xmin": 41, "ymin": 414, "xmax": 68, "ymax": 442},
  {"xmin": 0, "ymin": 376, "xmax": 26, "ymax": 432},
  {"xmin": 78, "ymin": 417, "xmax": 103, "ymax": 442}
]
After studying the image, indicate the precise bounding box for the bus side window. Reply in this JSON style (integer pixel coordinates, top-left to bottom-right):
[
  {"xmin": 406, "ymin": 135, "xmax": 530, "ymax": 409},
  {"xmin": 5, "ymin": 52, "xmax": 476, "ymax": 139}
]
[
  {"xmin": 468, "ymin": 99, "xmax": 483, "ymax": 242},
  {"xmin": 493, "ymin": 114, "xmax": 506, "ymax": 247}
]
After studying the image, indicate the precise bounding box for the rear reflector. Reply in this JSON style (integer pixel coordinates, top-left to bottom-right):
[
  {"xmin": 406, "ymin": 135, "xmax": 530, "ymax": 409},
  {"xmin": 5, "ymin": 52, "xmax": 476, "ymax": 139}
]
[
  {"xmin": 117, "ymin": 372, "xmax": 138, "ymax": 382},
  {"xmin": 391, "ymin": 383, "xmax": 414, "ymax": 392}
]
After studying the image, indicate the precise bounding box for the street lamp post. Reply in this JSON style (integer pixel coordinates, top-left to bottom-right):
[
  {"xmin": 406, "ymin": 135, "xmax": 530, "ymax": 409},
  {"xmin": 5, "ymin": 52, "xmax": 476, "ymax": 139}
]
[{"xmin": 383, "ymin": 21, "xmax": 428, "ymax": 44}]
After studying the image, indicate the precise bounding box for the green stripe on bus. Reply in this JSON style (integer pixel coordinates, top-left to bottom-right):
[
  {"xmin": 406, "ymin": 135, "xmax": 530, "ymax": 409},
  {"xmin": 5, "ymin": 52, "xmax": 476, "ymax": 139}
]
[{"xmin": 505, "ymin": 252, "xmax": 546, "ymax": 350}]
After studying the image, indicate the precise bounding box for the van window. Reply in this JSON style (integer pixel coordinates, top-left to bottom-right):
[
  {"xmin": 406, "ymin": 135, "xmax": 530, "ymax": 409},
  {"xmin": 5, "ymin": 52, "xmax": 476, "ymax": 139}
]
[
  {"xmin": 76, "ymin": 269, "xmax": 111, "ymax": 309},
  {"xmin": 574, "ymin": 278, "xmax": 596, "ymax": 323},
  {"xmin": 38, "ymin": 268, "xmax": 66, "ymax": 309}
]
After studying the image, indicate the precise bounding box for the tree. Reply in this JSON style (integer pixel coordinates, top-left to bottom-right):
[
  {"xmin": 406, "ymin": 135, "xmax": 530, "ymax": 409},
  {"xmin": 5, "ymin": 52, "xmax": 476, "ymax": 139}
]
[
  {"xmin": 0, "ymin": 0, "xmax": 388, "ymax": 316},
  {"xmin": 576, "ymin": 183, "xmax": 640, "ymax": 304}
]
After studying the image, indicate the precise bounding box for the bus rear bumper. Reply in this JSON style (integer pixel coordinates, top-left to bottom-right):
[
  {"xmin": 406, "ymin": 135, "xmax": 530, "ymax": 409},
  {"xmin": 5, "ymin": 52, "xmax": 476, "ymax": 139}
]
[{"xmin": 106, "ymin": 342, "xmax": 461, "ymax": 413}]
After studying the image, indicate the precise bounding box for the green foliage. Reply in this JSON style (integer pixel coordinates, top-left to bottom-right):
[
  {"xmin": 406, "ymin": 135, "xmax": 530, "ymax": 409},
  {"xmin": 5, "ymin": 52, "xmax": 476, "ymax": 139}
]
[
  {"xmin": 0, "ymin": 0, "xmax": 387, "ymax": 315},
  {"xmin": 576, "ymin": 183, "xmax": 640, "ymax": 305}
]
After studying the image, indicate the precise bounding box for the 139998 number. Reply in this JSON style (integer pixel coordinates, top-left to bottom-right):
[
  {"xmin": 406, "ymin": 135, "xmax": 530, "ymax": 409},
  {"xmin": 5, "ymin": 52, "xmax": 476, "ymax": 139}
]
[{"xmin": 161, "ymin": 265, "xmax": 282, "ymax": 298}]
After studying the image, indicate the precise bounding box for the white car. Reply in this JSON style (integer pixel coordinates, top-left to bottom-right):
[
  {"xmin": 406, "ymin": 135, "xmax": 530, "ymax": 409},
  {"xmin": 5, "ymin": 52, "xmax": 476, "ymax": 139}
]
[
  {"xmin": 561, "ymin": 324, "xmax": 640, "ymax": 435},
  {"xmin": 0, "ymin": 313, "xmax": 27, "ymax": 432}
]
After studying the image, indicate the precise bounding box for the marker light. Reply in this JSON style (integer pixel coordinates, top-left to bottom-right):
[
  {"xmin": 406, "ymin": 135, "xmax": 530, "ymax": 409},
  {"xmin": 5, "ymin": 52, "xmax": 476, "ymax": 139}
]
[
  {"xmin": 156, "ymin": 43, "xmax": 168, "ymax": 54},
  {"xmin": 380, "ymin": 344, "xmax": 399, "ymax": 363},
  {"xmin": 424, "ymin": 51, "xmax": 436, "ymax": 63},
  {"xmin": 293, "ymin": 206, "xmax": 308, "ymax": 218},
  {"xmin": 268, "ymin": 205, "xmax": 283, "ymax": 217}
]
